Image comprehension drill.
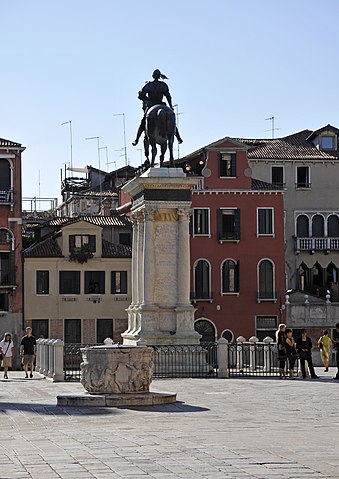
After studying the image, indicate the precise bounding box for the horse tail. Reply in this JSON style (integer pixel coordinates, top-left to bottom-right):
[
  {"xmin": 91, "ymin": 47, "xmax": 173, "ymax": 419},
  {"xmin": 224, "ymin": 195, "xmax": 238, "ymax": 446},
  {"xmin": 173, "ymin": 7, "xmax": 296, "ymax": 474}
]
[{"xmin": 158, "ymin": 108, "xmax": 167, "ymax": 139}]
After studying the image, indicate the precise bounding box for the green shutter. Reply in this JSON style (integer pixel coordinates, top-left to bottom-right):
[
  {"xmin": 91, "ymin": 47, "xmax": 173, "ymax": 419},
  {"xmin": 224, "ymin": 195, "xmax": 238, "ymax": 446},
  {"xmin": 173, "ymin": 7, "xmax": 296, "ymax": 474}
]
[
  {"xmin": 236, "ymin": 260, "xmax": 240, "ymax": 292},
  {"xmin": 69, "ymin": 236, "xmax": 75, "ymax": 252},
  {"xmin": 231, "ymin": 153, "xmax": 237, "ymax": 177},
  {"xmin": 234, "ymin": 209, "xmax": 240, "ymax": 240},
  {"xmin": 121, "ymin": 271, "xmax": 127, "ymax": 294},
  {"xmin": 89, "ymin": 235, "xmax": 96, "ymax": 252}
]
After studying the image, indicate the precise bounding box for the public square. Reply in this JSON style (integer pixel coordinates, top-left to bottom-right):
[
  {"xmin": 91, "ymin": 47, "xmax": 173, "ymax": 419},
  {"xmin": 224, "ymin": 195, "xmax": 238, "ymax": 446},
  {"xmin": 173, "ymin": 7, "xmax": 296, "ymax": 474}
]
[{"xmin": 0, "ymin": 369, "xmax": 338, "ymax": 479}]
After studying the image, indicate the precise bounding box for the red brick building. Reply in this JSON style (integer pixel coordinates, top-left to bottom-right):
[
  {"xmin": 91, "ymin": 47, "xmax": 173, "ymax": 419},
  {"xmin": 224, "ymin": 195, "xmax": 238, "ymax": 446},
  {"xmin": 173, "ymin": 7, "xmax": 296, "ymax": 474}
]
[
  {"xmin": 0, "ymin": 137, "xmax": 25, "ymax": 355},
  {"xmin": 178, "ymin": 137, "xmax": 286, "ymax": 342}
]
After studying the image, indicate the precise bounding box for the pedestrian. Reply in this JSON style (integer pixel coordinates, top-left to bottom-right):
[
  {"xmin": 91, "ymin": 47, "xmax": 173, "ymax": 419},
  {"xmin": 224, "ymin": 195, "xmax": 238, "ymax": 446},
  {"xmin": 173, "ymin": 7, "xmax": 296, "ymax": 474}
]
[
  {"xmin": 333, "ymin": 323, "xmax": 339, "ymax": 380},
  {"xmin": 296, "ymin": 329, "xmax": 319, "ymax": 379},
  {"xmin": 0, "ymin": 332, "xmax": 14, "ymax": 379},
  {"xmin": 276, "ymin": 323, "xmax": 287, "ymax": 379},
  {"xmin": 317, "ymin": 330, "xmax": 332, "ymax": 372},
  {"xmin": 285, "ymin": 328, "xmax": 298, "ymax": 379},
  {"xmin": 20, "ymin": 326, "xmax": 36, "ymax": 379}
]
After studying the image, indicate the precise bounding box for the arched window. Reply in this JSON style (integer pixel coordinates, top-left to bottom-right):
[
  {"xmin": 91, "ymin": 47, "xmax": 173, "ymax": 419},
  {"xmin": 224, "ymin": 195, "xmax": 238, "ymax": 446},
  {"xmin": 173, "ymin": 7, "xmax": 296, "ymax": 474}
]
[
  {"xmin": 298, "ymin": 263, "xmax": 309, "ymax": 291},
  {"xmin": 0, "ymin": 228, "xmax": 13, "ymax": 247},
  {"xmin": 328, "ymin": 215, "xmax": 339, "ymax": 237},
  {"xmin": 327, "ymin": 262, "xmax": 339, "ymax": 284},
  {"xmin": 194, "ymin": 319, "xmax": 216, "ymax": 342},
  {"xmin": 296, "ymin": 215, "xmax": 309, "ymax": 237},
  {"xmin": 311, "ymin": 262, "xmax": 324, "ymax": 288},
  {"xmin": 258, "ymin": 259, "xmax": 274, "ymax": 300},
  {"xmin": 312, "ymin": 215, "xmax": 324, "ymax": 237},
  {"xmin": 221, "ymin": 329, "xmax": 234, "ymax": 343},
  {"xmin": 0, "ymin": 160, "xmax": 11, "ymax": 191},
  {"xmin": 194, "ymin": 260, "xmax": 211, "ymax": 300},
  {"xmin": 221, "ymin": 259, "xmax": 239, "ymax": 293}
]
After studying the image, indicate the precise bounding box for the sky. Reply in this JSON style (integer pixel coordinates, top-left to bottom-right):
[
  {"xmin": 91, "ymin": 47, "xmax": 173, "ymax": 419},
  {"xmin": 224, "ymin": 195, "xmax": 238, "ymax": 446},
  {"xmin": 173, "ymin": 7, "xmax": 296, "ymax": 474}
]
[{"xmin": 2, "ymin": 0, "xmax": 339, "ymax": 207}]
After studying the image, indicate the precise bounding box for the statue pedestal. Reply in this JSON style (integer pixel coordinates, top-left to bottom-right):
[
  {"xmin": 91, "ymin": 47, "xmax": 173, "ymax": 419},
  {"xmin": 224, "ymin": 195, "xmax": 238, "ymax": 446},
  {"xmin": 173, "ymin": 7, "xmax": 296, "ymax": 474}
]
[{"xmin": 121, "ymin": 168, "xmax": 201, "ymax": 346}]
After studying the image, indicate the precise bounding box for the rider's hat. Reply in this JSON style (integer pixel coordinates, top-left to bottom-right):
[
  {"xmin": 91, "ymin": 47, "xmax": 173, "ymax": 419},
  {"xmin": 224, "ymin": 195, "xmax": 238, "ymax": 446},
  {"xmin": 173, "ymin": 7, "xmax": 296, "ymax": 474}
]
[{"xmin": 152, "ymin": 69, "xmax": 168, "ymax": 80}]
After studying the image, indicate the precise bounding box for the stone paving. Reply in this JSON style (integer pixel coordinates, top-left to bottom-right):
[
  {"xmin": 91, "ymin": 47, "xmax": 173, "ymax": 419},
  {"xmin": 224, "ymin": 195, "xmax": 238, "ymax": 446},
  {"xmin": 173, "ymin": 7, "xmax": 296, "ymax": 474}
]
[{"xmin": 0, "ymin": 368, "xmax": 338, "ymax": 478}]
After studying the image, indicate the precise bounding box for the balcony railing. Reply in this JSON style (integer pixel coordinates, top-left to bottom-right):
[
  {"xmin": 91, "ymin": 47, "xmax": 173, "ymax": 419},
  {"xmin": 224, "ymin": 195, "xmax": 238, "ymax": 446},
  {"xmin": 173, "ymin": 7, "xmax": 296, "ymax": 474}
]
[
  {"xmin": 295, "ymin": 237, "xmax": 339, "ymax": 252},
  {"xmin": 190, "ymin": 291, "xmax": 214, "ymax": 302},
  {"xmin": 0, "ymin": 189, "xmax": 14, "ymax": 204}
]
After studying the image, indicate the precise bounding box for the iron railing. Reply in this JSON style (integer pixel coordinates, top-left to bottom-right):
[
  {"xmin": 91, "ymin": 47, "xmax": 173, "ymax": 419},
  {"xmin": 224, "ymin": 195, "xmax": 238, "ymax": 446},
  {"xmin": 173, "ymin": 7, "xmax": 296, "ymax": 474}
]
[
  {"xmin": 63, "ymin": 343, "xmax": 97, "ymax": 381},
  {"xmin": 152, "ymin": 342, "xmax": 218, "ymax": 378}
]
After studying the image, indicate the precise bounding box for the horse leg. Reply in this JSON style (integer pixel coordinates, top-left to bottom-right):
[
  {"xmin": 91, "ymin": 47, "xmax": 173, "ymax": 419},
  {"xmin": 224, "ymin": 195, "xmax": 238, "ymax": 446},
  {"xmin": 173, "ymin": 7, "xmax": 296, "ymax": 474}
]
[
  {"xmin": 168, "ymin": 135, "xmax": 175, "ymax": 167},
  {"xmin": 143, "ymin": 136, "xmax": 150, "ymax": 168},
  {"xmin": 160, "ymin": 141, "xmax": 167, "ymax": 167},
  {"xmin": 150, "ymin": 140, "xmax": 157, "ymax": 167}
]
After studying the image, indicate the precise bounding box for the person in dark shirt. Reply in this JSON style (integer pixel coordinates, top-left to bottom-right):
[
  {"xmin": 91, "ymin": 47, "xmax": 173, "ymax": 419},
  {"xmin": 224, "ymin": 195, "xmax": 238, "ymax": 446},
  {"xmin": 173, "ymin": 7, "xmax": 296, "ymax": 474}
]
[
  {"xmin": 296, "ymin": 329, "xmax": 319, "ymax": 379},
  {"xmin": 20, "ymin": 327, "xmax": 37, "ymax": 379},
  {"xmin": 333, "ymin": 323, "xmax": 339, "ymax": 380}
]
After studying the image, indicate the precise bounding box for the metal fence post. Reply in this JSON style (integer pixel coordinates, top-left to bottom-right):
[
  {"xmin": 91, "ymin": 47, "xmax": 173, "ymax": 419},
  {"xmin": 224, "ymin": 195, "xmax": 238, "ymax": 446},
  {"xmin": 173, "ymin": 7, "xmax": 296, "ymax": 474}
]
[
  {"xmin": 217, "ymin": 337, "xmax": 229, "ymax": 378},
  {"xmin": 263, "ymin": 336, "xmax": 273, "ymax": 372}
]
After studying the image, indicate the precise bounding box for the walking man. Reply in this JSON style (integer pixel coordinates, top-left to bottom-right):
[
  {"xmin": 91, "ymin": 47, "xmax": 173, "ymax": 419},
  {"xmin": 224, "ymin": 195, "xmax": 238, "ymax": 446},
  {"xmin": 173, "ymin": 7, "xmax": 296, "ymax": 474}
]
[{"xmin": 20, "ymin": 327, "xmax": 36, "ymax": 379}]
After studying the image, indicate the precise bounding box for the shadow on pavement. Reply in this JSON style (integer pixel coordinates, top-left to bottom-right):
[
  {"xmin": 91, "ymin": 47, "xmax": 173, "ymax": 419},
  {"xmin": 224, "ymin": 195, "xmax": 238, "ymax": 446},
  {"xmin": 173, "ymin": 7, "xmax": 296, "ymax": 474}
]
[{"xmin": 118, "ymin": 401, "xmax": 209, "ymax": 413}]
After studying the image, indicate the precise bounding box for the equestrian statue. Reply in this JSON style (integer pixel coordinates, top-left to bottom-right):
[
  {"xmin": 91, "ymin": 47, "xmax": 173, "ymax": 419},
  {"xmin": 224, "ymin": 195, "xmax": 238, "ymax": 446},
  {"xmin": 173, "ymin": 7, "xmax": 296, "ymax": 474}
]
[{"xmin": 132, "ymin": 69, "xmax": 183, "ymax": 168}]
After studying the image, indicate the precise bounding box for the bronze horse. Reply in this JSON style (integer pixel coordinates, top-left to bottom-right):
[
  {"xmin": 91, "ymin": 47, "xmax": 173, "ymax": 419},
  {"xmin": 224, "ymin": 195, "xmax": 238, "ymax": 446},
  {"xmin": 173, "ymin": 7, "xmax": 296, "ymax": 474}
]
[{"xmin": 143, "ymin": 104, "xmax": 176, "ymax": 168}]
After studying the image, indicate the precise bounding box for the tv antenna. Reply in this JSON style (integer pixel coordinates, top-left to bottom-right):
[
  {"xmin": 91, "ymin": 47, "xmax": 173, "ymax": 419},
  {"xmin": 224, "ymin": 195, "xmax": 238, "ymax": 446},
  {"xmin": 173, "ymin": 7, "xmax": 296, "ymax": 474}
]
[
  {"xmin": 265, "ymin": 116, "xmax": 281, "ymax": 139},
  {"xmin": 113, "ymin": 113, "xmax": 128, "ymax": 165}
]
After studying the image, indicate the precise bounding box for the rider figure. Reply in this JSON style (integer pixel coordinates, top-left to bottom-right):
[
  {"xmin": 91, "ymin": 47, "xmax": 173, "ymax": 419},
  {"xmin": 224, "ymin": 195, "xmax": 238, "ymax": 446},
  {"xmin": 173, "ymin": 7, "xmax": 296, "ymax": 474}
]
[{"xmin": 132, "ymin": 69, "xmax": 183, "ymax": 146}]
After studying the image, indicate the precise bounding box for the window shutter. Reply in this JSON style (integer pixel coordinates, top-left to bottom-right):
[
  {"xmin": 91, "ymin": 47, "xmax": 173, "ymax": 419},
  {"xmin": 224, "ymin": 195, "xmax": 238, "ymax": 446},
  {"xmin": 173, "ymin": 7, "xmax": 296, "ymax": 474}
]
[
  {"xmin": 69, "ymin": 235, "xmax": 75, "ymax": 252},
  {"xmin": 89, "ymin": 235, "xmax": 96, "ymax": 252},
  {"xmin": 121, "ymin": 271, "xmax": 127, "ymax": 294},
  {"xmin": 217, "ymin": 209, "xmax": 222, "ymax": 240},
  {"xmin": 235, "ymin": 260, "xmax": 240, "ymax": 292},
  {"xmin": 189, "ymin": 215, "xmax": 193, "ymax": 236},
  {"xmin": 231, "ymin": 153, "xmax": 237, "ymax": 177},
  {"xmin": 75, "ymin": 272, "xmax": 80, "ymax": 294},
  {"xmin": 234, "ymin": 209, "xmax": 241, "ymax": 240},
  {"xmin": 111, "ymin": 272, "xmax": 116, "ymax": 293}
]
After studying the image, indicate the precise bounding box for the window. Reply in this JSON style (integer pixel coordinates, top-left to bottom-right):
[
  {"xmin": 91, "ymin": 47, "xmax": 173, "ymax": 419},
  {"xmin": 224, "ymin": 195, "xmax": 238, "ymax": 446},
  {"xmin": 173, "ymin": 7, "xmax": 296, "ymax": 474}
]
[
  {"xmin": 64, "ymin": 319, "xmax": 81, "ymax": 343},
  {"xmin": 85, "ymin": 271, "xmax": 105, "ymax": 294},
  {"xmin": 36, "ymin": 271, "xmax": 49, "ymax": 295},
  {"xmin": 32, "ymin": 319, "xmax": 49, "ymax": 339},
  {"xmin": 194, "ymin": 260, "xmax": 211, "ymax": 300},
  {"xmin": 321, "ymin": 136, "xmax": 334, "ymax": 149},
  {"xmin": 111, "ymin": 271, "xmax": 128, "ymax": 294},
  {"xmin": 119, "ymin": 233, "xmax": 131, "ymax": 246},
  {"xmin": 296, "ymin": 215, "xmax": 309, "ymax": 237},
  {"xmin": 222, "ymin": 259, "xmax": 239, "ymax": 293},
  {"xmin": 219, "ymin": 153, "xmax": 236, "ymax": 177},
  {"xmin": 59, "ymin": 271, "xmax": 80, "ymax": 294},
  {"xmin": 193, "ymin": 208, "xmax": 210, "ymax": 235},
  {"xmin": 0, "ymin": 160, "xmax": 11, "ymax": 192},
  {"xmin": 0, "ymin": 293, "xmax": 8, "ymax": 311},
  {"xmin": 97, "ymin": 319, "xmax": 113, "ymax": 343},
  {"xmin": 258, "ymin": 259, "xmax": 275, "ymax": 300},
  {"xmin": 256, "ymin": 316, "xmax": 278, "ymax": 341},
  {"xmin": 328, "ymin": 215, "xmax": 339, "ymax": 237},
  {"xmin": 296, "ymin": 166, "xmax": 310, "ymax": 188},
  {"xmin": 0, "ymin": 229, "xmax": 12, "ymax": 246},
  {"xmin": 194, "ymin": 319, "xmax": 216, "ymax": 342},
  {"xmin": 312, "ymin": 215, "xmax": 324, "ymax": 237},
  {"xmin": 217, "ymin": 209, "xmax": 240, "ymax": 241},
  {"xmin": 69, "ymin": 234, "xmax": 96, "ymax": 252},
  {"xmin": 0, "ymin": 252, "xmax": 15, "ymax": 285},
  {"xmin": 257, "ymin": 208, "xmax": 274, "ymax": 235},
  {"xmin": 271, "ymin": 166, "xmax": 284, "ymax": 187},
  {"xmin": 221, "ymin": 330, "xmax": 234, "ymax": 342}
]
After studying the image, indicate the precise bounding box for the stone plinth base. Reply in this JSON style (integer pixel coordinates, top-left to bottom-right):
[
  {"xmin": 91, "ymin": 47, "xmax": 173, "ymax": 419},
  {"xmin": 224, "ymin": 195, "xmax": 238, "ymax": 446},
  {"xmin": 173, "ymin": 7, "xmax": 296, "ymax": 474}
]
[{"xmin": 57, "ymin": 391, "xmax": 176, "ymax": 407}]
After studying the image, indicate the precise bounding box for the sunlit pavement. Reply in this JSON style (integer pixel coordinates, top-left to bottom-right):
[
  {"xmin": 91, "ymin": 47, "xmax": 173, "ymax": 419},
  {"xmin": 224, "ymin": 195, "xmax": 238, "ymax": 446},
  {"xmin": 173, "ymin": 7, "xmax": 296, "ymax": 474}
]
[{"xmin": 0, "ymin": 368, "xmax": 338, "ymax": 478}]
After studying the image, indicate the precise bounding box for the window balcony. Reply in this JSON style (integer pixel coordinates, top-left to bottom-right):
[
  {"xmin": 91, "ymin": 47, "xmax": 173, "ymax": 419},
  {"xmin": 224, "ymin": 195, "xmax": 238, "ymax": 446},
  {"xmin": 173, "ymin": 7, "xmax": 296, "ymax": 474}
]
[
  {"xmin": 190, "ymin": 292, "xmax": 214, "ymax": 303},
  {"xmin": 0, "ymin": 189, "xmax": 14, "ymax": 204},
  {"xmin": 257, "ymin": 291, "xmax": 277, "ymax": 302},
  {"xmin": 295, "ymin": 237, "xmax": 339, "ymax": 252},
  {"xmin": 295, "ymin": 182, "xmax": 312, "ymax": 189},
  {"xmin": 0, "ymin": 270, "xmax": 16, "ymax": 286}
]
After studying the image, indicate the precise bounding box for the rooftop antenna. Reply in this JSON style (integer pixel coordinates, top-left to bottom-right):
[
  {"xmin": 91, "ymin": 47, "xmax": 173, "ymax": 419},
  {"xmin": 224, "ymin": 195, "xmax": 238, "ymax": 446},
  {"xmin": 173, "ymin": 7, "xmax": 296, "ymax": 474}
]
[
  {"xmin": 113, "ymin": 113, "xmax": 128, "ymax": 166},
  {"xmin": 61, "ymin": 121, "xmax": 73, "ymax": 175},
  {"xmin": 85, "ymin": 136, "xmax": 102, "ymax": 195},
  {"xmin": 173, "ymin": 104, "xmax": 183, "ymax": 159},
  {"xmin": 99, "ymin": 146, "xmax": 109, "ymax": 171},
  {"xmin": 265, "ymin": 116, "xmax": 281, "ymax": 139}
]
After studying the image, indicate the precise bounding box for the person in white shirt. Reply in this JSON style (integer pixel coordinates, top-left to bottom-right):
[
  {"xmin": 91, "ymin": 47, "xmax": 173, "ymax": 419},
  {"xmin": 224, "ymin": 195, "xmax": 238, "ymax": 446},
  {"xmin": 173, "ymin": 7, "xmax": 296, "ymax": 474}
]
[{"xmin": 0, "ymin": 332, "xmax": 14, "ymax": 379}]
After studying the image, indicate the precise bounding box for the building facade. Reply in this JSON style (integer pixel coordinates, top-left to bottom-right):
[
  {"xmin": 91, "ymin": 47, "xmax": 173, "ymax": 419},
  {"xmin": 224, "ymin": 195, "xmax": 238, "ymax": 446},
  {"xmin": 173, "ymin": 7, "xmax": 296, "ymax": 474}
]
[
  {"xmin": 23, "ymin": 216, "xmax": 132, "ymax": 343},
  {"xmin": 178, "ymin": 137, "xmax": 286, "ymax": 341},
  {"xmin": 0, "ymin": 137, "xmax": 25, "ymax": 358}
]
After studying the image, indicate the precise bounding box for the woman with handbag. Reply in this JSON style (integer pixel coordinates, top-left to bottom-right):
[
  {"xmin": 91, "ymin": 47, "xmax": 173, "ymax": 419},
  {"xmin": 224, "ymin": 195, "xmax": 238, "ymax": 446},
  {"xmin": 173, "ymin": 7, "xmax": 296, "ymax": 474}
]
[
  {"xmin": 285, "ymin": 328, "xmax": 298, "ymax": 379},
  {"xmin": 317, "ymin": 330, "xmax": 332, "ymax": 372},
  {"xmin": 0, "ymin": 332, "xmax": 14, "ymax": 379},
  {"xmin": 276, "ymin": 323, "xmax": 287, "ymax": 379}
]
